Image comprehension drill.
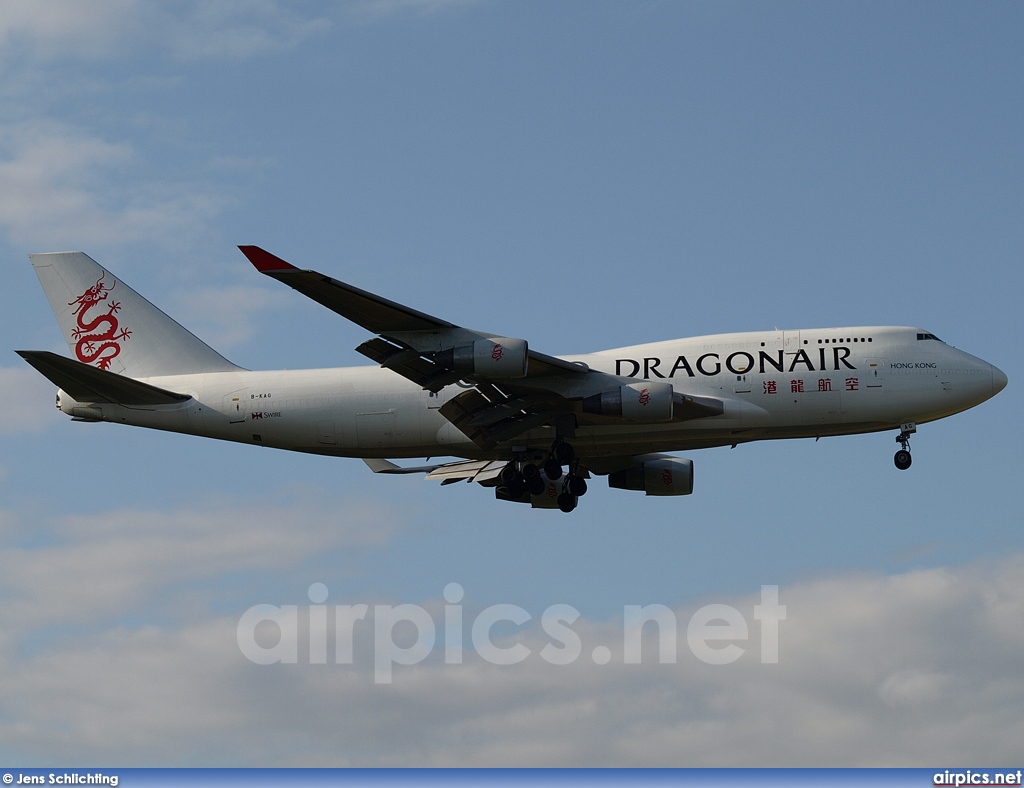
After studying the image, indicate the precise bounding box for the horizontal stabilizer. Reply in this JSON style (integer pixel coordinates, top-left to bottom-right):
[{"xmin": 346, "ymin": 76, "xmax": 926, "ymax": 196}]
[{"xmin": 16, "ymin": 351, "xmax": 191, "ymax": 405}]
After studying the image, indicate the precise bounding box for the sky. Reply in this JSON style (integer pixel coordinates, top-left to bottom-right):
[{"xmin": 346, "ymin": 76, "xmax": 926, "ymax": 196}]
[{"xmin": 1, "ymin": 0, "xmax": 1022, "ymax": 768}]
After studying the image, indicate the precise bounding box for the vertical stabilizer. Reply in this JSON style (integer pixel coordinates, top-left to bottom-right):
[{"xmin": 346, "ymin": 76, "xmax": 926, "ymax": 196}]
[{"xmin": 30, "ymin": 252, "xmax": 240, "ymax": 378}]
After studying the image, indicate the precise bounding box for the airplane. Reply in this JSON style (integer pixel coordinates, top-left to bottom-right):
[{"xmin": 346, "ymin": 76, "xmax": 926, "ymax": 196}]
[{"xmin": 17, "ymin": 248, "xmax": 1007, "ymax": 513}]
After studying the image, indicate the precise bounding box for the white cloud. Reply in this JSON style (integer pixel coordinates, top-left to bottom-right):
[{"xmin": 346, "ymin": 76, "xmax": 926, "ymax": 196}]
[
  {"xmin": 0, "ymin": 0, "xmax": 475, "ymax": 67},
  {"xmin": 0, "ymin": 498, "xmax": 399, "ymax": 632},
  {"xmin": 0, "ymin": 0, "xmax": 329, "ymax": 63},
  {"xmin": 879, "ymin": 669, "xmax": 951, "ymax": 708},
  {"xmin": 0, "ymin": 364, "xmax": 60, "ymax": 433},
  {"xmin": 169, "ymin": 284, "xmax": 294, "ymax": 350},
  {"xmin": 0, "ymin": 121, "xmax": 231, "ymax": 249},
  {"xmin": 0, "ymin": 552, "xmax": 1022, "ymax": 765},
  {"xmin": 351, "ymin": 0, "xmax": 479, "ymax": 22},
  {"xmin": 0, "ymin": 619, "xmax": 249, "ymax": 762},
  {"xmin": 0, "ymin": 0, "xmax": 139, "ymax": 59},
  {"xmin": 159, "ymin": 1, "xmax": 332, "ymax": 61}
]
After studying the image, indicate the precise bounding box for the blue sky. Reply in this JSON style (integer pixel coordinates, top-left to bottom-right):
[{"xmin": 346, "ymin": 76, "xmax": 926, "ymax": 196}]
[{"xmin": 0, "ymin": 0, "xmax": 1021, "ymax": 767}]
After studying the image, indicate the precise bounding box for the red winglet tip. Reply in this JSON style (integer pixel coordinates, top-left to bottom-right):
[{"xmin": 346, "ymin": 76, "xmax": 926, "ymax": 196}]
[{"xmin": 238, "ymin": 245, "xmax": 298, "ymax": 272}]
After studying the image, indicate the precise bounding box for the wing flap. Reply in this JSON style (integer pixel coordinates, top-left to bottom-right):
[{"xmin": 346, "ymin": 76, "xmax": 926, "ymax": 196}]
[
  {"xmin": 355, "ymin": 338, "xmax": 462, "ymax": 391},
  {"xmin": 361, "ymin": 458, "xmax": 445, "ymax": 474},
  {"xmin": 425, "ymin": 459, "xmax": 506, "ymax": 484},
  {"xmin": 438, "ymin": 386, "xmax": 571, "ymax": 448},
  {"xmin": 361, "ymin": 457, "xmax": 507, "ymax": 486},
  {"xmin": 17, "ymin": 350, "xmax": 191, "ymax": 405}
]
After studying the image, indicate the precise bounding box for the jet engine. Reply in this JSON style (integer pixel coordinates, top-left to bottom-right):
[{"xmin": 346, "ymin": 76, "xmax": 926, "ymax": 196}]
[
  {"xmin": 607, "ymin": 457, "xmax": 694, "ymax": 496},
  {"xmin": 582, "ymin": 381, "xmax": 674, "ymax": 422},
  {"xmin": 436, "ymin": 337, "xmax": 529, "ymax": 379}
]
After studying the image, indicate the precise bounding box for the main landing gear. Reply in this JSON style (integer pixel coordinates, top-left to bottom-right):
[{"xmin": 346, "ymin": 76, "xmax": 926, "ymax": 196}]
[
  {"xmin": 549, "ymin": 439, "xmax": 586, "ymax": 513},
  {"xmin": 498, "ymin": 439, "xmax": 587, "ymax": 513},
  {"xmin": 894, "ymin": 422, "xmax": 916, "ymax": 471}
]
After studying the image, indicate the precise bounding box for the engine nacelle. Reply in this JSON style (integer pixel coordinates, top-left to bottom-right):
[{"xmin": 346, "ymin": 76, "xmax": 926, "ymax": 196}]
[
  {"xmin": 582, "ymin": 381, "xmax": 674, "ymax": 422},
  {"xmin": 608, "ymin": 457, "xmax": 694, "ymax": 496},
  {"xmin": 437, "ymin": 337, "xmax": 528, "ymax": 379}
]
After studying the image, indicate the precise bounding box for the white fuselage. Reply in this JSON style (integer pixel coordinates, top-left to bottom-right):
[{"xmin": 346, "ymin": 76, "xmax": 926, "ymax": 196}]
[{"xmin": 59, "ymin": 326, "xmax": 1004, "ymax": 462}]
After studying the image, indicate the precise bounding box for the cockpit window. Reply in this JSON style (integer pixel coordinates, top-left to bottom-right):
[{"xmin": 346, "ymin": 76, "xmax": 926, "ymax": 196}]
[{"xmin": 917, "ymin": 332, "xmax": 943, "ymax": 342}]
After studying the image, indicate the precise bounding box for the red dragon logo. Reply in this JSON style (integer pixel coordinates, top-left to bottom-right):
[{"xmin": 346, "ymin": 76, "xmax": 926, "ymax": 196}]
[
  {"xmin": 638, "ymin": 387, "xmax": 651, "ymax": 406},
  {"xmin": 68, "ymin": 277, "xmax": 131, "ymax": 370},
  {"xmin": 661, "ymin": 469, "xmax": 673, "ymax": 486},
  {"xmin": 491, "ymin": 343, "xmax": 504, "ymax": 361}
]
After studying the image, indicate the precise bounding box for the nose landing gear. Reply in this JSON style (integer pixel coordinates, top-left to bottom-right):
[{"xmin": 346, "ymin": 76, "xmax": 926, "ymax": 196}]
[{"xmin": 894, "ymin": 422, "xmax": 915, "ymax": 470}]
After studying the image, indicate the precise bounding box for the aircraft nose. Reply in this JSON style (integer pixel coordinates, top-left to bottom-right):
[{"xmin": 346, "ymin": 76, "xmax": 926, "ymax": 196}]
[{"xmin": 992, "ymin": 364, "xmax": 1008, "ymax": 395}]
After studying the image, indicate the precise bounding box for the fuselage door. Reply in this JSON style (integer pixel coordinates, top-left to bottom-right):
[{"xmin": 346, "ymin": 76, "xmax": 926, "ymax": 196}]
[
  {"xmin": 864, "ymin": 358, "xmax": 885, "ymax": 388},
  {"xmin": 356, "ymin": 409, "xmax": 397, "ymax": 449},
  {"xmin": 224, "ymin": 392, "xmax": 247, "ymax": 423},
  {"xmin": 317, "ymin": 420, "xmax": 337, "ymax": 445}
]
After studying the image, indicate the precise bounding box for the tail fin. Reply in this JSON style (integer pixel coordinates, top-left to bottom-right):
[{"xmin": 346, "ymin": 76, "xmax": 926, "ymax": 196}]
[{"xmin": 30, "ymin": 252, "xmax": 240, "ymax": 378}]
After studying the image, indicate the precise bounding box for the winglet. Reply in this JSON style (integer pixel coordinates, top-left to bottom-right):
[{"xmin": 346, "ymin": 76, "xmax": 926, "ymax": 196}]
[{"xmin": 238, "ymin": 245, "xmax": 298, "ymax": 273}]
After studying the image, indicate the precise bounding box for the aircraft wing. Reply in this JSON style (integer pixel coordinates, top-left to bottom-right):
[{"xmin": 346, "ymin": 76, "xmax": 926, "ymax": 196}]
[
  {"xmin": 363, "ymin": 457, "xmax": 507, "ymax": 486},
  {"xmin": 240, "ymin": 246, "xmax": 724, "ymax": 448},
  {"xmin": 241, "ymin": 246, "xmax": 456, "ymax": 334},
  {"xmin": 239, "ymin": 246, "xmax": 589, "ymax": 385}
]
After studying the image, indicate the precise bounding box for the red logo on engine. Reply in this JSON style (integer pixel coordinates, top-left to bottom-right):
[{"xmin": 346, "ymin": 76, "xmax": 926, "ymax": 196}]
[
  {"xmin": 68, "ymin": 277, "xmax": 131, "ymax": 370},
  {"xmin": 638, "ymin": 388, "xmax": 651, "ymax": 406},
  {"xmin": 492, "ymin": 343, "xmax": 504, "ymax": 361},
  {"xmin": 662, "ymin": 469, "xmax": 673, "ymax": 485}
]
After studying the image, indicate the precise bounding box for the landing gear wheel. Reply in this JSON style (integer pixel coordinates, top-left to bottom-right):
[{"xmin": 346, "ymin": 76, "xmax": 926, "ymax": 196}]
[
  {"xmin": 566, "ymin": 475, "xmax": 588, "ymax": 497},
  {"xmin": 554, "ymin": 442, "xmax": 575, "ymax": 465},
  {"xmin": 543, "ymin": 458, "xmax": 563, "ymax": 481},
  {"xmin": 505, "ymin": 475, "xmax": 527, "ymax": 498},
  {"xmin": 522, "ymin": 463, "xmax": 541, "ymax": 481},
  {"xmin": 894, "ymin": 426, "xmax": 914, "ymax": 471},
  {"xmin": 500, "ymin": 463, "xmax": 519, "ymax": 484},
  {"xmin": 526, "ymin": 474, "xmax": 546, "ymax": 496},
  {"xmin": 557, "ymin": 492, "xmax": 578, "ymax": 513}
]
